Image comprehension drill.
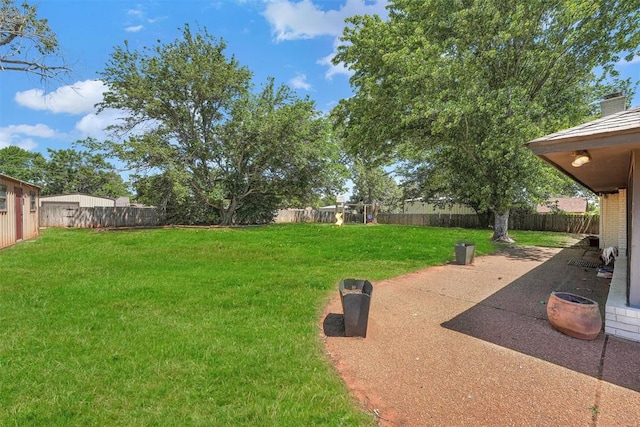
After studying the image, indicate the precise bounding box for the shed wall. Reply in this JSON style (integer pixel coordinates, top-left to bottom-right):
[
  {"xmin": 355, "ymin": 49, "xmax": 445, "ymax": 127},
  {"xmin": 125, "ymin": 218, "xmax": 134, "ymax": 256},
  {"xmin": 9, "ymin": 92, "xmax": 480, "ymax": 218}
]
[{"xmin": 0, "ymin": 175, "xmax": 39, "ymax": 249}]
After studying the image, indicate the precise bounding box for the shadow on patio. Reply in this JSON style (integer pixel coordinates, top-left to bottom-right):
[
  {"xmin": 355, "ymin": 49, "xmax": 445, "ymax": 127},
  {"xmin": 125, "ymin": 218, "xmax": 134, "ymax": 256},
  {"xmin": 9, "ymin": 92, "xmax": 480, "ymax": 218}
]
[{"xmin": 441, "ymin": 240, "xmax": 640, "ymax": 392}]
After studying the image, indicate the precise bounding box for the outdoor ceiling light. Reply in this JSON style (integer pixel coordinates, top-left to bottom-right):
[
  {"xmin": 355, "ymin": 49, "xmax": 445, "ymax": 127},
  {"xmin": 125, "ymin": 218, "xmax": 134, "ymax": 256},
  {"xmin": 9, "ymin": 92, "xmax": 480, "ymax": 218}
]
[{"xmin": 571, "ymin": 150, "xmax": 591, "ymax": 167}]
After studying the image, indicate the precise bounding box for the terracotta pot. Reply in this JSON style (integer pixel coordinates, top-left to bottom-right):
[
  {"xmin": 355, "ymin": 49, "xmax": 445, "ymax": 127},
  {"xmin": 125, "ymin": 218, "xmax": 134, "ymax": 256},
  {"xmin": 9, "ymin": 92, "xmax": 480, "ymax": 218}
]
[{"xmin": 546, "ymin": 292, "xmax": 602, "ymax": 340}]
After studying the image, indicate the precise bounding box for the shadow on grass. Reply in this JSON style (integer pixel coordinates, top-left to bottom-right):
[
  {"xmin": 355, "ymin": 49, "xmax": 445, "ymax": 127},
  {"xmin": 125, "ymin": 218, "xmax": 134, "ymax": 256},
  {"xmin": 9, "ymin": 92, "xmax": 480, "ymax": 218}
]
[{"xmin": 441, "ymin": 240, "xmax": 640, "ymax": 393}]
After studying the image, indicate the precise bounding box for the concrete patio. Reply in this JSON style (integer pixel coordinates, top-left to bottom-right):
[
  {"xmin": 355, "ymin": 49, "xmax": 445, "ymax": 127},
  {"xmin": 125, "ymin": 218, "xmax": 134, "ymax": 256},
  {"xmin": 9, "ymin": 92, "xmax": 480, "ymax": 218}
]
[{"xmin": 322, "ymin": 238, "xmax": 640, "ymax": 426}]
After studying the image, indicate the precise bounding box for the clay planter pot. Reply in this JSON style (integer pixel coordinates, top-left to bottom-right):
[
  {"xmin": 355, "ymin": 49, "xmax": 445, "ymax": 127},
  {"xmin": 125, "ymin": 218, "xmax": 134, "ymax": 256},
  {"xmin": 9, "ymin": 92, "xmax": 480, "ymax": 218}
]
[{"xmin": 546, "ymin": 292, "xmax": 602, "ymax": 340}]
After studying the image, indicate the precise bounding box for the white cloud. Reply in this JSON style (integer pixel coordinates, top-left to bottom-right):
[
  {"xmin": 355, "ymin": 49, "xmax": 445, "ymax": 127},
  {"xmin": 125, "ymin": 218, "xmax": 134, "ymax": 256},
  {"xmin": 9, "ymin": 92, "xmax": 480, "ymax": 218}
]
[
  {"xmin": 75, "ymin": 108, "xmax": 127, "ymax": 140},
  {"xmin": 318, "ymin": 51, "xmax": 351, "ymax": 79},
  {"xmin": 14, "ymin": 80, "xmax": 108, "ymax": 115},
  {"xmin": 289, "ymin": 73, "xmax": 312, "ymax": 90},
  {"xmin": 264, "ymin": 0, "xmax": 388, "ymax": 41},
  {"xmin": 263, "ymin": 0, "xmax": 388, "ymax": 79},
  {"xmin": 125, "ymin": 25, "xmax": 144, "ymax": 32},
  {"xmin": 0, "ymin": 124, "xmax": 57, "ymax": 150},
  {"xmin": 126, "ymin": 8, "xmax": 144, "ymax": 18}
]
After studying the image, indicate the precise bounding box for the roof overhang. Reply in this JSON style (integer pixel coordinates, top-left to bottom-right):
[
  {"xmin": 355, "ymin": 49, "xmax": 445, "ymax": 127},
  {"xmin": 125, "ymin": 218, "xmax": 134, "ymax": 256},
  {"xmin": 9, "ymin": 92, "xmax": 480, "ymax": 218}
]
[
  {"xmin": 527, "ymin": 107, "xmax": 640, "ymax": 194},
  {"xmin": 0, "ymin": 173, "xmax": 41, "ymax": 189}
]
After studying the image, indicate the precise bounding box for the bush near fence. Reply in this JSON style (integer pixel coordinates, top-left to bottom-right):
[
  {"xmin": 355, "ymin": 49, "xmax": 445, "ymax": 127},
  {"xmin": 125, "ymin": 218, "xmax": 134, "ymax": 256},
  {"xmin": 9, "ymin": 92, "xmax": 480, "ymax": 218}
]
[
  {"xmin": 40, "ymin": 206, "xmax": 163, "ymax": 228},
  {"xmin": 275, "ymin": 209, "xmax": 599, "ymax": 234}
]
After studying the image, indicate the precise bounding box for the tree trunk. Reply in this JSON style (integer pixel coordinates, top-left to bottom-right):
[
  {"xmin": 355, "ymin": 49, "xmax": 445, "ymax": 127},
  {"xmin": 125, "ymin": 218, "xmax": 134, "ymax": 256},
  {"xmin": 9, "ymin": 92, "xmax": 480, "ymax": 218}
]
[
  {"xmin": 475, "ymin": 209, "xmax": 494, "ymax": 228},
  {"xmin": 219, "ymin": 198, "xmax": 238, "ymax": 226},
  {"xmin": 492, "ymin": 210, "xmax": 514, "ymax": 243}
]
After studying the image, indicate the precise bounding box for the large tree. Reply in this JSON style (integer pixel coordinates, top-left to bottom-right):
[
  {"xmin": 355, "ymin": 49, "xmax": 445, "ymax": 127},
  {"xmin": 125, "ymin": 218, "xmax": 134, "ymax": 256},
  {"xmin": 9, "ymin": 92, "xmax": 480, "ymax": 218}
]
[
  {"xmin": 0, "ymin": 0, "xmax": 68, "ymax": 78},
  {"xmin": 349, "ymin": 159, "xmax": 402, "ymax": 214},
  {"xmin": 333, "ymin": 0, "xmax": 640, "ymax": 241},
  {"xmin": 0, "ymin": 145, "xmax": 46, "ymax": 185},
  {"xmin": 98, "ymin": 25, "xmax": 345, "ymax": 225}
]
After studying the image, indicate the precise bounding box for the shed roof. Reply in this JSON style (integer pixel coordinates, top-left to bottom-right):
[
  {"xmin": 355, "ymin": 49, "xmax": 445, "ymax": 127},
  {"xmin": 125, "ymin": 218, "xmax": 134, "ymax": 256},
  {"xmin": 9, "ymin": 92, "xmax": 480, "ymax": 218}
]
[
  {"xmin": 40, "ymin": 193, "xmax": 115, "ymax": 201},
  {"xmin": 0, "ymin": 173, "xmax": 41, "ymax": 188}
]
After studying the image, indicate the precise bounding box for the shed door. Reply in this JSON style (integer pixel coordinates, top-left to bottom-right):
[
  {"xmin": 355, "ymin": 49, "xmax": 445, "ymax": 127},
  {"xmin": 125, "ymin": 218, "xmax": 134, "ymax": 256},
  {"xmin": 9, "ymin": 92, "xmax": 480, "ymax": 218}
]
[{"xmin": 15, "ymin": 187, "xmax": 23, "ymax": 241}]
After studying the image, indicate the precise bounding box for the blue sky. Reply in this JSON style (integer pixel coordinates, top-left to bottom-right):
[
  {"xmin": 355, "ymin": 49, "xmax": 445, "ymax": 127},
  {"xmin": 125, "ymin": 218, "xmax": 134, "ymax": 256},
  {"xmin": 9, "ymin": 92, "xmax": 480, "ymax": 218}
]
[
  {"xmin": 1, "ymin": 0, "xmax": 639, "ymax": 163},
  {"xmin": 0, "ymin": 0, "xmax": 388, "ymax": 155}
]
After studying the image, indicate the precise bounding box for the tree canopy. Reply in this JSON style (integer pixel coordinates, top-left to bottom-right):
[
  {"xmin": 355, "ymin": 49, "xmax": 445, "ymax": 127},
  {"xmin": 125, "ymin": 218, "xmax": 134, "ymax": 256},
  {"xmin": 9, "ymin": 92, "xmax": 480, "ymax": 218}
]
[
  {"xmin": 0, "ymin": 145, "xmax": 46, "ymax": 185},
  {"xmin": 0, "ymin": 144, "xmax": 128, "ymax": 197},
  {"xmin": 349, "ymin": 159, "xmax": 402, "ymax": 214},
  {"xmin": 333, "ymin": 0, "xmax": 640, "ymax": 241},
  {"xmin": 43, "ymin": 144, "xmax": 129, "ymax": 197},
  {"xmin": 98, "ymin": 25, "xmax": 346, "ymax": 225},
  {"xmin": 0, "ymin": 0, "xmax": 68, "ymax": 78}
]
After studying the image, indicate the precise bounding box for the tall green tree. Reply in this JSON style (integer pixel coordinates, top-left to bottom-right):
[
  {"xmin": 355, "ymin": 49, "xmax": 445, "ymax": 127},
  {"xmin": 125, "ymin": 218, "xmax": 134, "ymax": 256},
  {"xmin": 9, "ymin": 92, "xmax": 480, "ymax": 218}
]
[
  {"xmin": 43, "ymin": 145, "xmax": 128, "ymax": 197},
  {"xmin": 0, "ymin": 0, "xmax": 68, "ymax": 78},
  {"xmin": 0, "ymin": 145, "xmax": 46, "ymax": 185},
  {"xmin": 98, "ymin": 25, "xmax": 345, "ymax": 225},
  {"xmin": 349, "ymin": 159, "xmax": 402, "ymax": 214},
  {"xmin": 333, "ymin": 0, "xmax": 640, "ymax": 241}
]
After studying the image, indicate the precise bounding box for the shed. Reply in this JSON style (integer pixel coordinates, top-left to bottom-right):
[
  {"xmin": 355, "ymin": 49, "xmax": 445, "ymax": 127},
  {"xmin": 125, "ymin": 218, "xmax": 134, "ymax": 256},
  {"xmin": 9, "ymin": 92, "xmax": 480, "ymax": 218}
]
[
  {"xmin": 0, "ymin": 173, "xmax": 40, "ymax": 250},
  {"xmin": 40, "ymin": 193, "xmax": 115, "ymax": 208}
]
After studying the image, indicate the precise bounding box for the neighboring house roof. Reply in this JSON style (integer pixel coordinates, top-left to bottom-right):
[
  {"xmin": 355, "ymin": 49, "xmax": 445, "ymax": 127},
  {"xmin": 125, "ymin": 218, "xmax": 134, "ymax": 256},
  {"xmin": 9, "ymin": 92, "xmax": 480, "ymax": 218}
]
[{"xmin": 536, "ymin": 197, "xmax": 588, "ymax": 214}]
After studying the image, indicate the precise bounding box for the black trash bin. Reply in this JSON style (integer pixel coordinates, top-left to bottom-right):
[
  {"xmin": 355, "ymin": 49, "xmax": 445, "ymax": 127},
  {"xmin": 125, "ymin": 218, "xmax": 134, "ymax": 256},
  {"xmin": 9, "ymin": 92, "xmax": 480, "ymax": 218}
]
[
  {"xmin": 455, "ymin": 242, "xmax": 475, "ymax": 265},
  {"xmin": 339, "ymin": 279, "xmax": 373, "ymax": 337}
]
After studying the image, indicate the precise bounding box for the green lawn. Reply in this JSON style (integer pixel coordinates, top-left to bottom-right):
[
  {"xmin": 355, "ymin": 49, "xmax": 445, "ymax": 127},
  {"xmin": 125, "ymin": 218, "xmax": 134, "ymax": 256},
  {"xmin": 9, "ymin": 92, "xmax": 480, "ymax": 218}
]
[{"xmin": 0, "ymin": 224, "xmax": 575, "ymax": 426}]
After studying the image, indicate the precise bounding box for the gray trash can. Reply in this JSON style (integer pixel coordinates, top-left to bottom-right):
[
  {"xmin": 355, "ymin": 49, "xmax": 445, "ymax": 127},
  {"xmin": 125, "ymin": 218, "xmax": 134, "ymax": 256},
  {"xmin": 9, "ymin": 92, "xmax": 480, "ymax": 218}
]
[
  {"xmin": 455, "ymin": 243, "xmax": 475, "ymax": 265},
  {"xmin": 339, "ymin": 279, "xmax": 373, "ymax": 337}
]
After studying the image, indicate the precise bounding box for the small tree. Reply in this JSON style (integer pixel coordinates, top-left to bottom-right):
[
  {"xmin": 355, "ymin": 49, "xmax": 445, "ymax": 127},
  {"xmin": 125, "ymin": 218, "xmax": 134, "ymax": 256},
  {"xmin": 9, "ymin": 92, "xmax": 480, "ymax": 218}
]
[{"xmin": 0, "ymin": 0, "xmax": 68, "ymax": 78}]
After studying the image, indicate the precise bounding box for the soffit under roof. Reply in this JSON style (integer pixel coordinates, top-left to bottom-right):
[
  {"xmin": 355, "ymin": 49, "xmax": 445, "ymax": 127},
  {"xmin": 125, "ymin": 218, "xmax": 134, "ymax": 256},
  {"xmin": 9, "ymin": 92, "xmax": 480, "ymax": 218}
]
[{"xmin": 527, "ymin": 108, "xmax": 640, "ymax": 194}]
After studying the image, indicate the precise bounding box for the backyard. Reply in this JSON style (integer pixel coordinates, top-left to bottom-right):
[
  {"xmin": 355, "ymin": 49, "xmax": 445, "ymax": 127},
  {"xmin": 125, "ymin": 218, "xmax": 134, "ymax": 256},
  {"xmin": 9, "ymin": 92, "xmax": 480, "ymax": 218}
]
[{"xmin": 0, "ymin": 224, "xmax": 574, "ymax": 425}]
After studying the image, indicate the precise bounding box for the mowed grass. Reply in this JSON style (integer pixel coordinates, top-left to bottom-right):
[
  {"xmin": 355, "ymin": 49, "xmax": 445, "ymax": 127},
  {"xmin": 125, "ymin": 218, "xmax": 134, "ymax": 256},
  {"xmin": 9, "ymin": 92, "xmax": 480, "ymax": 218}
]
[{"xmin": 0, "ymin": 224, "xmax": 573, "ymax": 425}]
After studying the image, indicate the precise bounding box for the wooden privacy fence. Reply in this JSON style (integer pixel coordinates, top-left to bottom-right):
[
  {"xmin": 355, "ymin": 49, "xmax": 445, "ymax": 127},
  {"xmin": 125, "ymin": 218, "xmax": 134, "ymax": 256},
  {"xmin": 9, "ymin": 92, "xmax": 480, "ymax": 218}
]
[
  {"xmin": 275, "ymin": 209, "xmax": 364, "ymax": 224},
  {"xmin": 375, "ymin": 213, "xmax": 599, "ymax": 234},
  {"xmin": 276, "ymin": 209, "xmax": 599, "ymax": 234},
  {"xmin": 40, "ymin": 206, "xmax": 163, "ymax": 228}
]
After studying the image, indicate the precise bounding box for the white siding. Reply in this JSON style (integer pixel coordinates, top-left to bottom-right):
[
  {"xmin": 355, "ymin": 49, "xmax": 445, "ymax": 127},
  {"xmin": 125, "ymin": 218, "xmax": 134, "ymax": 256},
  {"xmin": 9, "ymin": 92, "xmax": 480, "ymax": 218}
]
[{"xmin": 40, "ymin": 194, "xmax": 115, "ymax": 207}]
